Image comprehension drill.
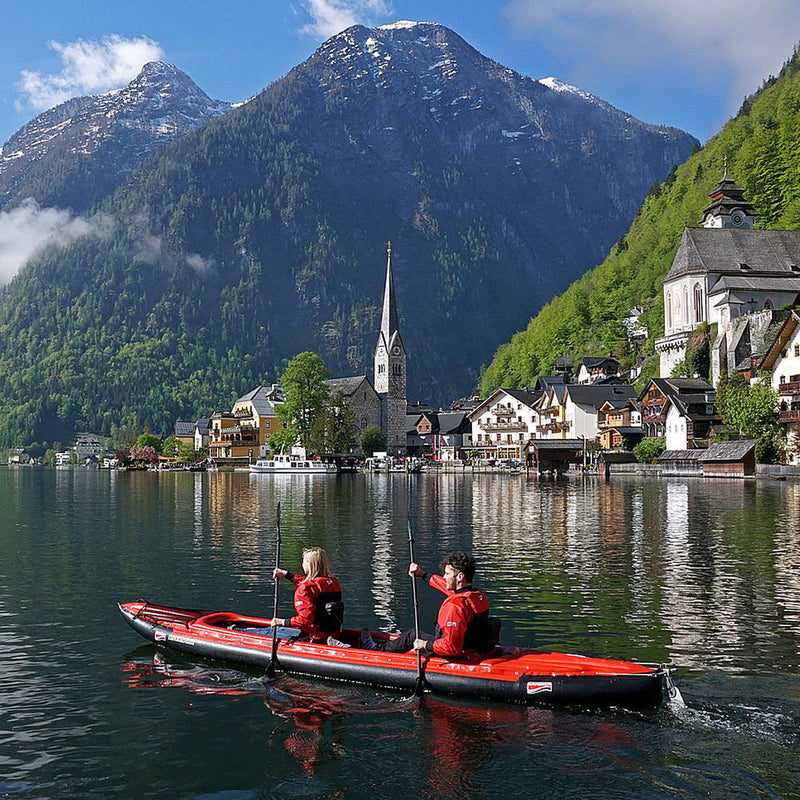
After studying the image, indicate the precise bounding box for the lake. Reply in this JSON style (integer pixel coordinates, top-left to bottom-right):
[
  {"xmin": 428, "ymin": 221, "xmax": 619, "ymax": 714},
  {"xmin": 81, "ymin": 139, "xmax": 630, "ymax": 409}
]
[{"xmin": 1, "ymin": 466, "xmax": 798, "ymax": 799}]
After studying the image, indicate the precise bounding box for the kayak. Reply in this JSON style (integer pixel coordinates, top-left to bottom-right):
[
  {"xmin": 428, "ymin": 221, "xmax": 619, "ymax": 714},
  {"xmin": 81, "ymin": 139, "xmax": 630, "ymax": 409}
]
[{"xmin": 118, "ymin": 601, "xmax": 677, "ymax": 708}]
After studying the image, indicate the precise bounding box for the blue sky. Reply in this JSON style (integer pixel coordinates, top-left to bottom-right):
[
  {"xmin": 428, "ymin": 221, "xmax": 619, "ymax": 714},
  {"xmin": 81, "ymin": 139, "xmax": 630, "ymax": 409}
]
[{"xmin": 1, "ymin": 0, "xmax": 799, "ymax": 146}]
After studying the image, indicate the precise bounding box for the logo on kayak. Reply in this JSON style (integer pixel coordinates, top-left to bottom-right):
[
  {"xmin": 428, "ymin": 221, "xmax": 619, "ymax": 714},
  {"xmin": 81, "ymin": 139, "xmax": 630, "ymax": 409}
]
[
  {"xmin": 526, "ymin": 681, "xmax": 553, "ymax": 695},
  {"xmin": 154, "ymin": 629, "xmax": 167, "ymax": 642}
]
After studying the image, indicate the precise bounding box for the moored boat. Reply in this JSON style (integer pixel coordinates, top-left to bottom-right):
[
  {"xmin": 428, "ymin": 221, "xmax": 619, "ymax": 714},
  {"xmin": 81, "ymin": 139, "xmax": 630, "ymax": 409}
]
[
  {"xmin": 249, "ymin": 453, "xmax": 338, "ymax": 474},
  {"xmin": 118, "ymin": 601, "xmax": 677, "ymax": 708}
]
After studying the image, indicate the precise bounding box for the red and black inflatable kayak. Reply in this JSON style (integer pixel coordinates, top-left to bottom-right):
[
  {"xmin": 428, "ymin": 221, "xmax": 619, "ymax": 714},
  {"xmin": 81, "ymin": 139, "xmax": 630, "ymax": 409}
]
[{"xmin": 118, "ymin": 601, "xmax": 677, "ymax": 708}]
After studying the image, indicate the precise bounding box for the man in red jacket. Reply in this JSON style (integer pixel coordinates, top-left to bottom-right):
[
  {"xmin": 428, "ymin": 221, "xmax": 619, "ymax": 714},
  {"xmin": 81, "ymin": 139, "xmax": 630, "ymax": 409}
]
[{"xmin": 363, "ymin": 551, "xmax": 493, "ymax": 658}]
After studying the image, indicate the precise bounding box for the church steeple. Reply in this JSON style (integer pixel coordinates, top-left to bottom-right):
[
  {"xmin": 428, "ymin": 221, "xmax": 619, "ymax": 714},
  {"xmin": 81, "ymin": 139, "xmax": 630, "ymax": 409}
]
[
  {"xmin": 701, "ymin": 159, "xmax": 758, "ymax": 229},
  {"xmin": 379, "ymin": 242, "xmax": 402, "ymax": 350},
  {"xmin": 373, "ymin": 242, "xmax": 407, "ymax": 455}
]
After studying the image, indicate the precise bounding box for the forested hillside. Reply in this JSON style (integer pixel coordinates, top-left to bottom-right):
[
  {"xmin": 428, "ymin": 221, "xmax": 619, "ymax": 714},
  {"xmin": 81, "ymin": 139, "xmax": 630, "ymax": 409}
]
[
  {"xmin": 0, "ymin": 22, "xmax": 695, "ymax": 448},
  {"xmin": 479, "ymin": 48, "xmax": 800, "ymax": 395}
]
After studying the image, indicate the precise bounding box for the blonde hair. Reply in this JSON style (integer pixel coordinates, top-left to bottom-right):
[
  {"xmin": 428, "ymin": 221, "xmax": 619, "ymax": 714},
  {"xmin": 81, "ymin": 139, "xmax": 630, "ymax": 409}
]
[{"xmin": 302, "ymin": 547, "xmax": 331, "ymax": 579}]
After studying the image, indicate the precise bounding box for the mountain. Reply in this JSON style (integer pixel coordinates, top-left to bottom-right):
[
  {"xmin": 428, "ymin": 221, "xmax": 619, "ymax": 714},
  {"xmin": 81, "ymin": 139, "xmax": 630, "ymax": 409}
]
[
  {"xmin": 0, "ymin": 61, "xmax": 233, "ymax": 212},
  {"xmin": 0, "ymin": 21, "xmax": 697, "ymax": 447},
  {"xmin": 478, "ymin": 50, "xmax": 800, "ymax": 396}
]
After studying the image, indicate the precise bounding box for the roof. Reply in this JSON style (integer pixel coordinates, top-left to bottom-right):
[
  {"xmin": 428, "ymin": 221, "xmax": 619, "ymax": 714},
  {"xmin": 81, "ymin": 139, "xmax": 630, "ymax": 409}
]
[
  {"xmin": 504, "ymin": 388, "xmax": 542, "ymax": 406},
  {"xmin": 578, "ymin": 356, "xmax": 619, "ymax": 368},
  {"xmin": 701, "ymin": 439, "xmax": 758, "ymax": 462},
  {"xmin": 566, "ymin": 384, "xmax": 636, "ymax": 408},
  {"xmin": 530, "ymin": 438, "xmax": 585, "ymax": 451},
  {"xmin": 174, "ymin": 421, "xmax": 195, "ymax": 438},
  {"xmin": 597, "ymin": 450, "xmax": 638, "ymax": 463},
  {"xmin": 603, "ymin": 426, "xmax": 642, "ymax": 435},
  {"xmin": 658, "ymin": 449, "xmax": 703, "ymax": 462},
  {"xmin": 468, "ymin": 387, "xmax": 540, "ymax": 419},
  {"xmin": 194, "ymin": 418, "xmax": 210, "ymax": 432},
  {"xmin": 641, "ymin": 377, "xmax": 713, "ymax": 402},
  {"xmin": 234, "ymin": 384, "xmax": 280, "ymax": 417},
  {"xmin": 325, "ymin": 375, "xmax": 373, "ymax": 397},
  {"xmin": 665, "ymin": 227, "xmax": 800, "ymax": 282},
  {"xmin": 759, "ymin": 311, "xmax": 800, "ymax": 371}
]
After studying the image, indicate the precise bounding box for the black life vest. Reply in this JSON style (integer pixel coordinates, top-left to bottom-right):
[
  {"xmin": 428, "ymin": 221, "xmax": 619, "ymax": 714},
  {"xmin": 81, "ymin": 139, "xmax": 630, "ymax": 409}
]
[{"xmin": 310, "ymin": 578, "xmax": 344, "ymax": 634}]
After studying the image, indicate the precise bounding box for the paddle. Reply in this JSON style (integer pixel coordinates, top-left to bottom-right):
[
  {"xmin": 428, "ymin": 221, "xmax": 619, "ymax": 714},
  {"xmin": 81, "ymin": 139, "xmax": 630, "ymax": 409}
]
[
  {"xmin": 407, "ymin": 517, "xmax": 427, "ymax": 697},
  {"xmin": 266, "ymin": 501, "xmax": 282, "ymax": 677}
]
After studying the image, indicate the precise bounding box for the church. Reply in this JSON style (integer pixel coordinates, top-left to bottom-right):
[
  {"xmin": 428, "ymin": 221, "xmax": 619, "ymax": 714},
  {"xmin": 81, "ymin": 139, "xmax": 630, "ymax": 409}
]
[
  {"xmin": 655, "ymin": 165, "xmax": 800, "ymax": 381},
  {"xmin": 325, "ymin": 244, "xmax": 408, "ymax": 455}
]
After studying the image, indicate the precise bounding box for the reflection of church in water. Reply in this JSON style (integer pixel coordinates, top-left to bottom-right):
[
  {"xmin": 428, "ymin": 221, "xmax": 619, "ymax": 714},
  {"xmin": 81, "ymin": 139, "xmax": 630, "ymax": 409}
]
[{"xmin": 326, "ymin": 244, "xmax": 408, "ymax": 454}]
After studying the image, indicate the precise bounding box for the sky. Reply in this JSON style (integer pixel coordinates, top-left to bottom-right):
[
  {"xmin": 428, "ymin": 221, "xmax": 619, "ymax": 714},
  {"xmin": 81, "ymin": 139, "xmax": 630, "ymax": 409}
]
[
  {"xmin": 1, "ymin": 1, "xmax": 799, "ymax": 283},
  {"xmin": 2, "ymin": 0, "xmax": 800, "ymax": 147}
]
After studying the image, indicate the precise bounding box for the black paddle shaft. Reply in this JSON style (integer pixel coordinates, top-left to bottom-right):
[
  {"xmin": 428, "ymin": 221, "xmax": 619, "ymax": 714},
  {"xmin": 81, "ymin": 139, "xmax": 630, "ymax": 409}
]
[
  {"xmin": 268, "ymin": 502, "xmax": 282, "ymax": 675},
  {"xmin": 407, "ymin": 518, "xmax": 426, "ymax": 694}
]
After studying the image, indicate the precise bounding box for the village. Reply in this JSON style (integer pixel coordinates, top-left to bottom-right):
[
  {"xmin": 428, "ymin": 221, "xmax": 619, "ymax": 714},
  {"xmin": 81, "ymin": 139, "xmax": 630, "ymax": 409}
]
[{"xmin": 9, "ymin": 168, "xmax": 800, "ymax": 478}]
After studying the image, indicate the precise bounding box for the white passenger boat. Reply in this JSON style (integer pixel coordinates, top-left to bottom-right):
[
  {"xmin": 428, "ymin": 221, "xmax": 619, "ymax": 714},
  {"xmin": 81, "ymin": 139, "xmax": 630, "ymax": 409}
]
[{"xmin": 249, "ymin": 453, "xmax": 337, "ymax": 474}]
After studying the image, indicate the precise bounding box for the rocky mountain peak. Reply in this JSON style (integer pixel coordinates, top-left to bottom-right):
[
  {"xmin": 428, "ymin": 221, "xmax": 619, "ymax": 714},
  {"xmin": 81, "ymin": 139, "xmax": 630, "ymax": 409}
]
[{"xmin": 0, "ymin": 61, "xmax": 232, "ymax": 211}]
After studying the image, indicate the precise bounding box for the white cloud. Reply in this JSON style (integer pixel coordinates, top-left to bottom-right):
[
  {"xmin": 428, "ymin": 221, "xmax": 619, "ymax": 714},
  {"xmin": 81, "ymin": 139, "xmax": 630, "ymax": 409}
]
[
  {"xmin": 0, "ymin": 199, "xmax": 115, "ymax": 284},
  {"xmin": 299, "ymin": 0, "xmax": 393, "ymax": 38},
  {"xmin": 503, "ymin": 0, "xmax": 800, "ymax": 119},
  {"xmin": 185, "ymin": 252, "xmax": 216, "ymax": 276},
  {"xmin": 17, "ymin": 35, "xmax": 164, "ymax": 110}
]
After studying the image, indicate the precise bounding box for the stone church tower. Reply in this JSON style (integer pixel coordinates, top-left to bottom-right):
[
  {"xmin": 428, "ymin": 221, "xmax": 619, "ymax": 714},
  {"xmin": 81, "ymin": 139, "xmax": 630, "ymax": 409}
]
[{"xmin": 374, "ymin": 243, "xmax": 407, "ymax": 455}]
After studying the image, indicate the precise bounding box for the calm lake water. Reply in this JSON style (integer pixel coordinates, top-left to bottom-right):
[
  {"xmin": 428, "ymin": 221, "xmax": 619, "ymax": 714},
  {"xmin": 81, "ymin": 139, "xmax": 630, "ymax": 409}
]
[{"xmin": 1, "ymin": 466, "xmax": 799, "ymax": 799}]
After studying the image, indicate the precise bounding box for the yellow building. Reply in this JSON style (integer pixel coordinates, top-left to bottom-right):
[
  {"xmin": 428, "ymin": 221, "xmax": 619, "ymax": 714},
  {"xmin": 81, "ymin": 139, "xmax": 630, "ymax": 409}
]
[{"xmin": 208, "ymin": 385, "xmax": 283, "ymax": 461}]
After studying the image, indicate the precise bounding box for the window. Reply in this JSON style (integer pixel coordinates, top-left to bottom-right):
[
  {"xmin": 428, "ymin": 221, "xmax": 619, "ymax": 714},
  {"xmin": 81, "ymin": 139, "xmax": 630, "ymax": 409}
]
[
  {"xmin": 683, "ymin": 286, "xmax": 689, "ymax": 323},
  {"xmin": 764, "ymin": 299, "xmax": 774, "ymax": 310},
  {"xmin": 781, "ymin": 375, "xmax": 787, "ymax": 383},
  {"xmin": 666, "ymin": 292, "xmax": 672, "ymax": 329},
  {"xmin": 795, "ymin": 344, "xmax": 799, "ymax": 357},
  {"xmin": 693, "ymin": 283, "xmax": 703, "ymax": 323}
]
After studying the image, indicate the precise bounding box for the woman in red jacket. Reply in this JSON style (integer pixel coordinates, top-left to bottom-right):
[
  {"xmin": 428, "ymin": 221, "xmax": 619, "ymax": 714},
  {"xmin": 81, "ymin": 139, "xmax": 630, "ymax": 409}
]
[{"xmin": 271, "ymin": 547, "xmax": 344, "ymax": 644}]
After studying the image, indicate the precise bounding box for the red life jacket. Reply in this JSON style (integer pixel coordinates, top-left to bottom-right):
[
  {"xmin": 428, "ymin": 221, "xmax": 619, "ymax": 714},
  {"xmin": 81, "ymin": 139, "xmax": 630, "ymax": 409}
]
[
  {"xmin": 290, "ymin": 575, "xmax": 343, "ymax": 639},
  {"xmin": 432, "ymin": 585, "xmax": 492, "ymax": 657}
]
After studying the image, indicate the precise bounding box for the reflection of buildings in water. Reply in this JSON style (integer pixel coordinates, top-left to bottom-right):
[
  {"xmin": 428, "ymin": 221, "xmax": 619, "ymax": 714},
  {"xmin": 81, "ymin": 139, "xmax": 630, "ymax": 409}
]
[
  {"xmin": 622, "ymin": 485, "xmax": 656, "ymax": 635},
  {"xmin": 773, "ymin": 482, "xmax": 800, "ymax": 653},
  {"xmin": 370, "ymin": 496, "xmax": 397, "ymax": 631},
  {"xmin": 193, "ymin": 472, "xmax": 203, "ymax": 545},
  {"xmin": 660, "ymin": 480, "xmax": 764, "ymax": 669}
]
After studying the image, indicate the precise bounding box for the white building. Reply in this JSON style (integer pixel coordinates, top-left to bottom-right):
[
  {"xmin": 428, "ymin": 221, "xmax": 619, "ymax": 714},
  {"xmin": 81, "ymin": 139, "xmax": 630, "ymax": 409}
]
[
  {"xmin": 656, "ymin": 167, "xmax": 800, "ymax": 379},
  {"xmin": 467, "ymin": 388, "xmax": 540, "ymax": 459},
  {"xmin": 74, "ymin": 436, "xmax": 102, "ymax": 459}
]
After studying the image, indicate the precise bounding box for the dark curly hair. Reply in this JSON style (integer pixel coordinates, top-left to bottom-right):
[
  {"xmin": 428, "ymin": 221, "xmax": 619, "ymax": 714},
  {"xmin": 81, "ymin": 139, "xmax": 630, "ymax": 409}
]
[{"xmin": 440, "ymin": 551, "xmax": 476, "ymax": 582}]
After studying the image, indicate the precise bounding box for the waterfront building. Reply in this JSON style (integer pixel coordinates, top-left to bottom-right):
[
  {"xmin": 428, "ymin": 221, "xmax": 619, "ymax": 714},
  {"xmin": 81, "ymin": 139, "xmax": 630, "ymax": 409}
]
[
  {"xmin": 638, "ymin": 377, "xmax": 717, "ymax": 440},
  {"xmin": 757, "ymin": 309, "xmax": 800, "ymax": 464},
  {"xmin": 208, "ymin": 384, "xmax": 283, "ymax": 460},
  {"xmin": 467, "ymin": 388, "xmax": 540, "ymax": 460}
]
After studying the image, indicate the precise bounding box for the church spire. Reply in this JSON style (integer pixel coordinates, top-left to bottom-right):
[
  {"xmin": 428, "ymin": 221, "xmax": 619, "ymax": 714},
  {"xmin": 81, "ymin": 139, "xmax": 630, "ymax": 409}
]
[{"xmin": 380, "ymin": 241, "xmax": 400, "ymax": 344}]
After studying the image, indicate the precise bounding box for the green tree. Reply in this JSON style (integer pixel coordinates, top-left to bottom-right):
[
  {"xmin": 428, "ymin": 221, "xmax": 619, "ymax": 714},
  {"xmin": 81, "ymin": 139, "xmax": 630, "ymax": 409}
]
[
  {"xmin": 718, "ymin": 377, "xmax": 779, "ymax": 438},
  {"xmin": 360, "ymin": 424, "xmax": 386, "ymax": 457},
  {"xmin": 307, "ymin": 391, "xmax": 358, "ymax": 454},
  {"xmin": 269, "ymin": 426, "xmax": 298, "ymax": 454},
  {"xmin": 135, "ymin": 433, "xmax": 164, "ymax": 453},
  {"xmin": 633, "ymin": 436, "xmax": 666, "ymax": 464},
  {"xmin": 277, "ymin": 352, "xmax": 331, "ymax": 448}
]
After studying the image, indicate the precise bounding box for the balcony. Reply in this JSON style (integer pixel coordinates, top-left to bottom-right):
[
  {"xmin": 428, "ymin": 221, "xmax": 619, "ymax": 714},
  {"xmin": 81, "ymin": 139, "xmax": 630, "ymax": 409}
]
[
  {"xmin": 481, "ymin": 420, "xmax": 527, "ymax": 432},
  {"xmin": 780, "ymin": 409, "xmax": 800, "ymax": 423},
  {"xmin": 538, "ymin": 420, "xmax": 571, "ymax": 433},
  {"xmin": 778, "ymin": 380, "xmax": 800, "ymax": 396},
  {"xmin": 492, "ymin": 404, "xmax": 515, "ymax": 418}
]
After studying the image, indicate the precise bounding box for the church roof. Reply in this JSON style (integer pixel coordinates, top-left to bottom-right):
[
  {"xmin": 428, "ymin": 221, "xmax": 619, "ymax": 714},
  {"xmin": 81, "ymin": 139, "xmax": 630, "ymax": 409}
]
[
  {"xmin": 325, "ymin": 375, "xmax": 372, "ymax": 397},
  {"xmin": 707, "ymin": 274, "xmax": 800, "ymax": 296},
  {"xmin": 665, "ymin": 227, "xmax": 800, "ymax": 281},
  {"xmin": 700, "ymin": 168, "xmax": 758, "ymax": 223}
]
